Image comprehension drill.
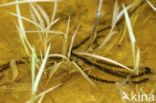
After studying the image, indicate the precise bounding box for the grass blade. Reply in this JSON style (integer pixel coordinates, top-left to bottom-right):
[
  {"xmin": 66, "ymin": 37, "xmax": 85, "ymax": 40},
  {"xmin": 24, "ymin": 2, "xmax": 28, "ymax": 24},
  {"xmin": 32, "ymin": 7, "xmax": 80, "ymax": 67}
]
[
  {"xmin": 32, "ymin": 44, "xmax": 51, "ymax": 99},
  {"xmin": 46, "ymin": 18, "xmax": 60, "ymax": 31},
  {"xmin": 86, "ymin": 0, "xmax": 103, "ymax": 51},
  {"xmin": 51, "ymin": 0, "xmax": 57, "ymax": 22},
  {"xmin": 146, "ymin": 0, "xmax": 156, "ymax": 11},
  {"xmin": 112, "ymin": 0, "xmax": 119, "ymax": 29},
  {"xmin": 24, "ymin": 30, "xmax": 64, "ymax": 35},
  {"xmin": 134, "ymin": 48, "xmax": 140, "ymax": 74},
  {"xmin": 27, "ymin": 83, "xmax": 62, "ymax": 103},
  {"xmin": 31, "ymin": 47, "xmax": 36, "ymax": 90},
  {"xmin": 123, "ymin": 3, "xmax": 136, "ymax": 67},
  {"xmin": 46, "ymin": 62, "xmax": 63, "ymax": 85},
  {"xmin": 67, "ymin": 24, "xmax": 80, "ymax": 58},
  {"xmin": 10, "ymin": 59, "xmax": 19, "ymax": 81},
  {"xmin": 63, "ymin": 16, "xmax": 70, "ymax": 56},
  {"xmin": 97, "ymin": 0, "xmax": 118, "ymax": 50},
  {"xmin": 76, "ymin": 52, "xmax": 133, "ymax": 72},
  {"xmin": 48, "ymin": 54, "xmax": 68, "ymax": 60},
  {"xmin": 0, "ymin": 0, "xmax": 61, "ymax": 7},
  {"xmin": 72, "ymin": 61, "xmax": 96, "ymax": 87},
  {"xmin": 10, "ymin": 12, "xmax": 41, "ymax": 28},
  {"xmin": 16, "ymin": 0, "xmax": 30, "ymax": 56},
  {"xmin": 117, "ymin": 3, "xmax": 134, "ymax": 21},
  {"xmin": 30, "ymin": 3, "xmax": 45, "ymax": 31},
  {"xmin": 34, "ymin": 3, "xmax": 50, "ymax": 26}
]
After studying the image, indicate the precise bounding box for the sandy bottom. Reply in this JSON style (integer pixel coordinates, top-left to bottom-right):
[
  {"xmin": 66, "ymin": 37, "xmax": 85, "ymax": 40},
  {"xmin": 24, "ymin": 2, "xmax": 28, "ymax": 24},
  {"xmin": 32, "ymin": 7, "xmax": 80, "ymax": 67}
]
[{"xmin": 0, "ymin": 0, "xmax": 155, "ymax": 103}]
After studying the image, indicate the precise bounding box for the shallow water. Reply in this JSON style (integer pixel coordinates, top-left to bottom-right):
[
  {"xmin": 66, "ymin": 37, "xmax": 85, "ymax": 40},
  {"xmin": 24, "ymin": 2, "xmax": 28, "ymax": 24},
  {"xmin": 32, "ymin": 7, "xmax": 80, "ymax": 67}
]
[{"xmin": 0, "ymin": 0, "xmax": 155, "ymax": 103}]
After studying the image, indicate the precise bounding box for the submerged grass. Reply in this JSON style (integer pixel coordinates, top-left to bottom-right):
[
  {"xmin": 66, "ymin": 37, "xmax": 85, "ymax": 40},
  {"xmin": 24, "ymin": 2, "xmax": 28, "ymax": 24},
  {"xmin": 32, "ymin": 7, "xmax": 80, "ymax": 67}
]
[
  {"xmin": 15, "ymin": 0, "xmax": 32, "ymax": 56},
  {"xmin": 0, "ymin": 0, "xmax": 154, "ymax": 103},
  {"xmin": 31, "ymin": 47, "xmax": 36, "ymax": 102},
  {"xmin": 123, "ymin": 3, "xmax": 136, "ymax": 69},
  {"xmin": 9, "ymin": 2, "xmax": 64, "ymax": 53},
  {"xmin": 146, "ymin": 0, "xmax": 156, "ymax": 11},
  {"xmin": 0, "ymin": 0, "xmax": 61, "ymax": 7},
  {"xmin": 63, "ymin": 16, "xmax": 70, "ymax": 56},
  {"xmin": 86, "ymin": 0, "xmax": 103, "ymax": 52},
  {"xmin": 15, "ymin": 0, "xmax": 97, "ymax": 93},
  {"xmin": 135, "ymin": 48, "xmax": 140, "ymax": 74},
  {"xmin": 67, "ymin": 24, "xmax": 80, "ymax": 58},
  {"xmin": 27, "ymin": 83, "xmax": 62, "ymax": 103},
  {"xmin": 31, "ymin": 44, "xmax": 51, "ymax": 102},
  {"xmin": 31, "ymin": 47, "xmax": 36, "ymax": 99},
  {"xmin": 10, "ymin": 59, "xmax": 19, "ymax": 81},
  {"xmin": 96, "ymin": 0, "xmax": 134, "ymax": 51},
  {"xmin": 12, "ymin": 0, "xmax": 63, "ymax": 102},
  {"xmin": 75, "ymin": 52, "xmax": 133, "ymax": 72}
]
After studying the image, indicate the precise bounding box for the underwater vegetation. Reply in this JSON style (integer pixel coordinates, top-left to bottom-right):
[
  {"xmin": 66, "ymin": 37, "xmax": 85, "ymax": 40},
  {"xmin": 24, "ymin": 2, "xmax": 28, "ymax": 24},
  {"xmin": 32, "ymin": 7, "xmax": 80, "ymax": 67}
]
[{"xmin": 0, "ymin": 0, "xmax": 155, "ymax": 103}]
